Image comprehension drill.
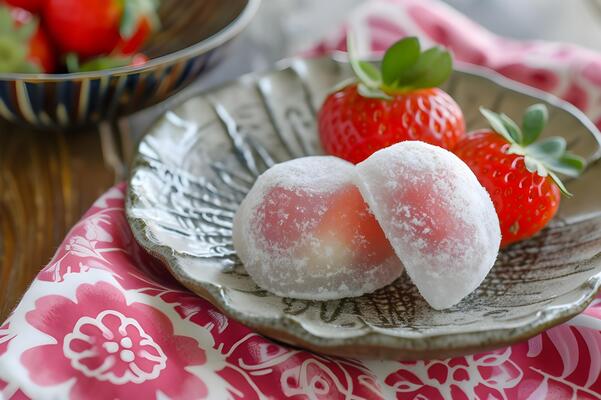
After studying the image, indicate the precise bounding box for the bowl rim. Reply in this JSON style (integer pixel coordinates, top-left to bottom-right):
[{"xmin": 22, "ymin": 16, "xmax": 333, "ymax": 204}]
[
  {"xmin": 0, "ymin": 0, "xmax": 261, "ymax": 82},
  {"xmin": 126, "ymin": 56, "xmax": 601, "ymax": 359}
]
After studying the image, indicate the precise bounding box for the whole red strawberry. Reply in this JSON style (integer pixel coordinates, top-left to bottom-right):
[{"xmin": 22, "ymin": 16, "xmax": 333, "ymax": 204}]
[
  {"xmin": 454, "ymin": 104, "xmax": 585, "ymax": 247},
  {"xmin": 319, "ymin": 36, "xmax": 465, "ymax": 164},
  {"xmin": 43, "ymin": 0, "xmax": 158, "ymax": 59},
  {"xmin": 0, "ymin": 5, "xmax": 55, "ymax": 73}
]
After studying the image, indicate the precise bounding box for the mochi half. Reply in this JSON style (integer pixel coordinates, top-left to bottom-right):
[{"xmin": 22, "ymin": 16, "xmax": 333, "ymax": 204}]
[
  {"xmin": 233, "ymin": 156, "xmax": 404, "ymax": 300},
  {"xmin": 354, "ymin": 141, "xmax": 501, "ymax": 309}
]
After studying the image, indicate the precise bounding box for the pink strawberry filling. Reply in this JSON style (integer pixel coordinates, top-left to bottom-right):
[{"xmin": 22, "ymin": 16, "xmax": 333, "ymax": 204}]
[{"xmin": 256, "ymin": 185, "xmax": 394, "ymax": 267}]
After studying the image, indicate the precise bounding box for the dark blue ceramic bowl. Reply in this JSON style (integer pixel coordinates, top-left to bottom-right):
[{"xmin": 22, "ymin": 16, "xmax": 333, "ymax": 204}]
[{"xmin": 0, "ymin": 0, "xmax": 259, "ymax": 129}]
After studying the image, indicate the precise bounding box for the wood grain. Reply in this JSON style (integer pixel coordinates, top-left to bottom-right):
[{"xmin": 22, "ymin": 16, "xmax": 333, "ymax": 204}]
[{"xmin": 0, "ymin": 120, "xmax": 118, "ymax": 320}]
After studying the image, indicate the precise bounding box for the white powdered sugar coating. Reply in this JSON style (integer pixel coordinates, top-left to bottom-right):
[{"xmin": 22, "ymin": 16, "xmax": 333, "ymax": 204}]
[
  {"xmin": 355, "ymin": 141, "xmax": 501, "ymax": 310},
  {"xmin": 233, "ymin": 156, "xmax": 404, "ymax": 300}
]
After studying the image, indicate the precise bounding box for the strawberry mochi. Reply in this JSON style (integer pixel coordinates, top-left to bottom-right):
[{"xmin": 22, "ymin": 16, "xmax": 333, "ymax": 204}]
[
  {"xmin": 355, "ymin": 141, "xmax": 501, "ymax": 310},
  {"xmin": 233, "ymin": 156, "xmax": 403, "ymax": 300}
]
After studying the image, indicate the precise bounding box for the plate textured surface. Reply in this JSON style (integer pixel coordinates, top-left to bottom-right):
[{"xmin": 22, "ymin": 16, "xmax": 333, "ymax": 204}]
[{"xmin": 127, "ymin": 57, "xmax": 601, "ymax": 359}]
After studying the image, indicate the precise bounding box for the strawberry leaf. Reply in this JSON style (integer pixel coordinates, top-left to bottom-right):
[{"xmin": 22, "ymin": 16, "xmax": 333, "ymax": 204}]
[
  {"xmin": 0, "ymin": 8, "xmax": 41, "ymax": 73},
  {"xmin": 548, "ymin": 170, "xmax": 572, "ymax": 196},
  {"xmin": 65, "ymin": 53, "xmax": 80, "ymax": 72},
  {"xmin": 80, "ymin": 56, "xmax": 132, "ymax": 72},
  {"xmin": 67, "ymin": 54, "xmax": 133, "ymax": 72},
  {"xmin": 480, "ymin": 107, "xmax": 516, "ymax": 144},
  {"xmin": 16, "ymin": 19, "xmax": 37, "ymax": 42},
  {"xmin": 358, "ymin": 61, "xmax": 382, "ymax": 83},
  {"xmin": 0, "ymin": 8, "xmax": 11, "ymax": 35},
  {"xmin": 0, "ymin": 6, "xmax": 37, "ymax": 41},
  {"xmin": 357, "ymin": 83, "xmax": 392, "ymax": 100},
  {"xmin": 348, "ymin": 33, "xmax": 380, "ymax": 89},
  {"xmin": 524, "ymin": 156, "xmax": 547, "ymax": 176},
  {"xmin": 544, "ymin": 153, "xmax": 586, "ymax": 178},
  {"xmin": 394, "ymin": 47, "xmax": 451, "ymax": 88},
  {"xmin": 527, "ymin": 136, "xmax": 567, "ymax": 161},
  {"xmin": 0, "ymin": 41, "xmax": 40, "ymax": 73},
  {"xmin": 408, "ymin": 47, "xmax": 452, "ymax": 89},
  {"xmin": 381, "ymin": 37, "xmax": 420, "ymax": 86},
  {"xmin": 522, "ymin": 103, "xmax": 548, "ymax": 145},
  {"xmin": 500, "ymin": 113, "xmax": 523, "ymax": 144},
  {"xmin": 328, "ymin": 77, "xmax": 356, "ymax": 93}
]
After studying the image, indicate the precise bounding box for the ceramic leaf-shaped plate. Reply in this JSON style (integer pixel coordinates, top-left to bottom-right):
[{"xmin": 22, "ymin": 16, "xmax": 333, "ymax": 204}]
[{"xmin": 127, "ymin": 57, "xmax": 601, "ymax": 360}]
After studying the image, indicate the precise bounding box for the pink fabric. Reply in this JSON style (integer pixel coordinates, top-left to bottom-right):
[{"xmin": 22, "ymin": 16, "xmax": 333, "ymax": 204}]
[
  {"xmin": 2, "ymin": 0, "xmax": 601, "ymax": 398},
  {"xmin": 313, "ymin": 0, "xmax": 601, "ymax": 130}
]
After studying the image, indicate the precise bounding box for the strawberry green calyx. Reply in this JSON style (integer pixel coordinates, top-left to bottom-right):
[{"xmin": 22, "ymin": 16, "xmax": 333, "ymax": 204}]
[
  {"xmin": 120, "ymin": 0, "xmax": 160, "ymax": 39},
  {"xmin": 347, "ymin": 34, "xmax": 453, "ymax": 99},
  {"xmin": 0, "ymin": 7, "xmax": 40, "ymax": 73},
  {"xmin": 65, "ymin": 53, "xmax": 134, "ymax": 72},
  {"xmin": 480, "ymin": 104, "xmax": 586, "ymax": 196}
]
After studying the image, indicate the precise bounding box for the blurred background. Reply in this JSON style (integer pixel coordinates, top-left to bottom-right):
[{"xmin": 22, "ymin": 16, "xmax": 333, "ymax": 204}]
[
  {"xmin": 134, "ymin": 0, "xmax": 601, "ymax": 123},
  {"xmin": 243, "ymin": 0, "xmax": 601, "ymax": 68},
  {"xmin": 443, "ymin": 0, "xmax": 601, "ymax": 50}
]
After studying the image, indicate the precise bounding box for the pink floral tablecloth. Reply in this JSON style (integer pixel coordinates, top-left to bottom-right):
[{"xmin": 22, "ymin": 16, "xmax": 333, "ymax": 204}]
[{"xmin": 2, "ymin": 0, "xmax": 601, "ymax": 399}]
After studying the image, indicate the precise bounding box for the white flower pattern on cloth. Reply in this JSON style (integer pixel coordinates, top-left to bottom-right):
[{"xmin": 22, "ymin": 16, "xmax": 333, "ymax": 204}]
[
  {"xmin": 374, "ymin": 348, "xmax": 523, "ymax": 399},
  {"xmin": 14, "ymin": 280, "xmax": 217, "ymax": 399},
  {"xmin": 63, "ymin": 310, "xmax": 167, "ymax": 384},
  {"xmin": 83, "ymin": 215, "xmax": 114, "ymax": 242}
]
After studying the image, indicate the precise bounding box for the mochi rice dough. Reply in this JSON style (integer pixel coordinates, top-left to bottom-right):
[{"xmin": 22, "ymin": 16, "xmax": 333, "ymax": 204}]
[
  {"xmin": 233, "ymin": 156, "xmax": 404, "ymax": 300},
  {"xmin": 355, "ymin": 141, "xmax": 501, "ymax": 310}
]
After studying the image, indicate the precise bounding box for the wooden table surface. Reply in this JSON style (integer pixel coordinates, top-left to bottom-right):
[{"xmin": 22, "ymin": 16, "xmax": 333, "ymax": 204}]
[{"xmin": 0, "ymin": 121, "xmax": 125, "ymax": 320}]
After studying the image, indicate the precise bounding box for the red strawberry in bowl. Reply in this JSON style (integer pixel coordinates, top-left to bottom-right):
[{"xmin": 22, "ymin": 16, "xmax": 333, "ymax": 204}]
[
  {"xmin": 318, "ymin": 36, "xmax": 465, "ymax": 164},
  {"xmin": 454, "ymin": 104, "xmax": 585, "ymax": 247},
  {"xmin": 43, "ymin": 0, "xmax": 159, "ymax": 59}
]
